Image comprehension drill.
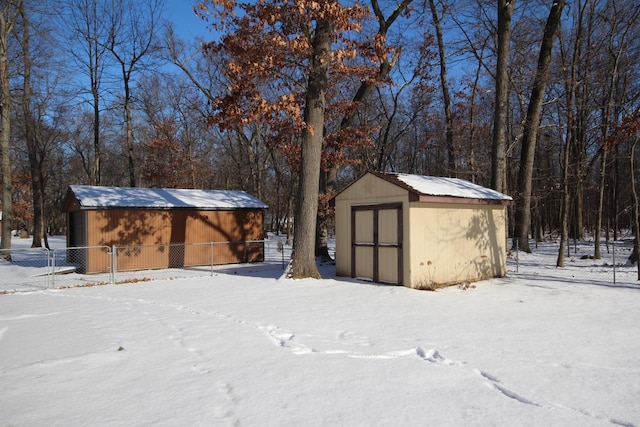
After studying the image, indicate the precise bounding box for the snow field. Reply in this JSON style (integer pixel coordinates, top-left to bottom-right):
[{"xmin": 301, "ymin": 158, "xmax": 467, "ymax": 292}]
[{"xmin": 1, "ymin": 236, "xmax": 639, "ymax": 425}]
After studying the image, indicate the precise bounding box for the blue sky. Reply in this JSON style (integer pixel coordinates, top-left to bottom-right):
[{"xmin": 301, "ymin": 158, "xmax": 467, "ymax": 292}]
[{"xmin": 165, "ymin": 0, "xmax": 215, "ymax": 40}]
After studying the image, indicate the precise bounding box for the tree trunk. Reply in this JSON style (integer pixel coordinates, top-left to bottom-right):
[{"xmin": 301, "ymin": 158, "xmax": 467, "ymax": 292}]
[
  {"xmin": 513, "ymin": 0, "xmax": 565, "ymax": 253},
  {"xmin": 595, "ymin": 2, "xmax": 631, "ymax": 258},
  {"xmin": 290, "ymin": 17, "xmax": 333, "ymax": 279},
  {"xmin": 491, "ymin": 0, "xmax": 514, "ymax": 193},
  {"xmin": 125, "ymin": 79, "xmax": 136, "ymax": 187},
  {"xmin": 86, "ymin": 0, "xmax": 103, "ymax": 187},
  {"xmin": 629, "ymin": 137, "xmax": 640, "ymax": 280},
  {"xmin": 428, "ymin": 0, "xmax": 455, "ymax": 176},
  {"xmin": 0, "ymin": 1, "xmax": 20, "ymax": 255},
  {"xmin": 594, "ymin": 148, "xmax": 607, "ymax": 259},
  {"xmin": 557, "ymin": 117, "xmax": 572, "ymax": 267},
  {"xmin": 18, "ymin": 3, "xmax": 44, "ymax": 248},
  {"xmin": 314, "ymin": 0, "xmax": 411, "ymax": 259},
  {"xmin": 91, "ymin": 84, "xmax": 101, "ymax": 185},
  {"xmin": 316, "ymin": 168, "xmax": 335, "ymax": 261}
]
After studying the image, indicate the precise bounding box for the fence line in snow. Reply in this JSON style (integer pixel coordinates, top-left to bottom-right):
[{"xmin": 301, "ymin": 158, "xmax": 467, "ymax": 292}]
[
  {"xmin": 1, "ymin": 239, "xmax": 291, "ymax": 293},
  {"xmin": 509, "ymin": 238, "xmax": 639, "ymax": 287}
]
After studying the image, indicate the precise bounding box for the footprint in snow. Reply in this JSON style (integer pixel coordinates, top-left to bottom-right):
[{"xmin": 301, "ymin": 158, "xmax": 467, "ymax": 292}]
[
  {"xmin": 336, "ymin": 330, "xmax": 374, "ymax": 347},
  {"xmin": 416, "ymin": 347, "xmax": 464, "ymax": 365}
]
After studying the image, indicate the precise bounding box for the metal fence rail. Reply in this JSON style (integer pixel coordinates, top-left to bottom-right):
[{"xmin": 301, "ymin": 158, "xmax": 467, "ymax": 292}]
[
  {"xmin": 0, "ymin": 248, "xmax": 52, "ymax": 291},
  {"xmin": 1, "ymin": 239, "xmax": 291, "ymax": 293},
  {"xmin": 508, "ymin": 239, "xmax": 640, "ymax": 287}
]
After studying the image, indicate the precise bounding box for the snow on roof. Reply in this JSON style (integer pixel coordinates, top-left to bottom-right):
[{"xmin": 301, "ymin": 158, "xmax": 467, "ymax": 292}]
[
  {"xmin": 69, "ymin": 185, "xmax": 268, "ymax": 210},
  {"xmin": 394, "ymin": 173, "xmax": 512, "ymax": 201}
]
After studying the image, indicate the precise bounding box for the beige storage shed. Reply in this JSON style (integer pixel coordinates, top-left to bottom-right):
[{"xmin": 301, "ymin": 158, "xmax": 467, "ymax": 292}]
[{"xmin": 332, "ymin": 172, "xmax": 512, "ymax": 289}]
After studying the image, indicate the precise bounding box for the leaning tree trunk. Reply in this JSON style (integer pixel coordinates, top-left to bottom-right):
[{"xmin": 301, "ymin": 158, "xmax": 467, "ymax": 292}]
[
  {"xmin": 290, "ymin": 18, "xmax": 333, "ymax": 279},
  {"xmin": 513, "ymin": 0, "xmax": 565, "ymax": 253}
]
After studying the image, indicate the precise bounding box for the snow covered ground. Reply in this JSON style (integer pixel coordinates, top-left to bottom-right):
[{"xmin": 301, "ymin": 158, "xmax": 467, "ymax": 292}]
[{"xmin": 1, "ymin": 236, "xmax": 639, "ymax": 426}]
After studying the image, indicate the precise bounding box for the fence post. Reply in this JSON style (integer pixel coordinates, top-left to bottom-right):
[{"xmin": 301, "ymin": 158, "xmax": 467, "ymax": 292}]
[
  {"xmin": 210, "ymin": 242, "xmax": 214, "ymax": 276},
  {"xmin": 46, "ymin": 249, "xmax": 52, "ymax": 289},
  {"xmin": 278, "ymin": 239, "xmax": 285, "ymax": 269},
  {"xmin": 612, "ymin": 239, "xmax": 616, "ymax": 285},
  {"xmin": 111, "ymin": 245, "xmax": 117, "ymax": 285},
  {"xmin": 52, "ymin": 249, "xmax": 57, "ymax": 289}
]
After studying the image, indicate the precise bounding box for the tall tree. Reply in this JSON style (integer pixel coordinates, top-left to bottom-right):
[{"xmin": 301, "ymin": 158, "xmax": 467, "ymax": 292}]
[
  {"xmin": 164, "ymin": 26, "xmax": 272, "ymax": 198},
  {"xmin": 64, "ymin": 0, "xmax": 110, "ymax": 185},
  {"xmin": 593, "ymin": 1, "xmax": 639, "ymax": 259},
  {"xmin": 104, "ymin": 0, "xmax": 164, "ymax": 187},
  {"xmin": 0, "ymin": 0, "xmax": 21, "ymax": 255},
  {"xmin": 291, "ymin": 15, "xmax": 333, "ymax": 279},
  {"xmin": 557, "ymin": 0, "xmax": 592, "ymax": 267},
  {"xmin": 512, "ymin": 0, "xmax": 565, "ymax": 253},
  {"xmin": 428, "ymin": 0, "xmax": 455, "ymax": 176},
  {"xmin": 197, "ymin": 0, "xmax": 370, "ymax": 279},
  {"xmin": 316, "ymin": 0, "xmax": 413, "ymax": 260},
  {"xmin": 619, "ymin": 113, "xmax": 640, "ymax": 276},
  {"xmin": 17, "ymin": 1, "xmax": 45, "ymax": 247},
  {"xmin": 491, "ymin": 0, "xmax": 514, "ymax": 193}
]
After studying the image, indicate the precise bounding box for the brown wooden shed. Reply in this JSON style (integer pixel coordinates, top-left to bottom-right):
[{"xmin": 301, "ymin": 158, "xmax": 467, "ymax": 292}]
[
  {"xmin": 62, "ymin": 185, "xmax": 268, "ymax": 273},
  {"xmin": 332, "ymin": 172, "xmax": 512, "ymax": 289}
]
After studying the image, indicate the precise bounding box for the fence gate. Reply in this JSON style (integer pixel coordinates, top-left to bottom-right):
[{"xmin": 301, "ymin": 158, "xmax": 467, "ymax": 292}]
[{"xmin": 351, "ymin": 203, "xmax": 403, "ymax": 285}]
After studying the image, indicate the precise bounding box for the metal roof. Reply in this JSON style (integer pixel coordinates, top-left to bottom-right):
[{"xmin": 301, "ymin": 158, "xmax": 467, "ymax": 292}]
[{"xmin": 67, "ymin": 185, "xmax": 268, "ymax": 210}]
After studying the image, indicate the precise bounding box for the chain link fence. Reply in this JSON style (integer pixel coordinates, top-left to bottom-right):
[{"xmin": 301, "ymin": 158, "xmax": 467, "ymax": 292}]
[
  {"xmin": 1, "ymin": 239, "xmax": 292, "ymax": 293},
  {"xmin": 8, "ymin": 236, "xmax": 635, "ymax": 292},
  {"xmin": 508, "ymin": 238, "xmax": 640, "ymax": 287}
]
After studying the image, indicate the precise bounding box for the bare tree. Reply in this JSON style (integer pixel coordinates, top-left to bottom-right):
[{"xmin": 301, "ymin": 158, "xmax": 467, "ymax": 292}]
[
  {"xmin": 491, "ymin": 0, "xmax": 515, "ymax": 193},
  {"xmin": 593, "ymin": 1, "xmax": 639, "ymax": 259},
  {"xmin": 17, "ymin": 1, "xmax": 45, "ymax": 247},
  {"xmin": 513, "ymin": 0, "xmax": 565, "ymax": 253},
  {"xmin": 104, "ymin": 0, "xmax": 164, "ymax": 187},
  {"xmin": 557, "ymin": 0, "xmax": 592, "ymax": 267},
  {"xmin": 428, "ymin": 0, "xmax": 456, "ymax": 176},
  {"xmin": 64, "ymin": 0, "xmax": 110, "ymax": 185},
  {"xmin": 0, "ymin": 0, "xmax": 21, "ymax": 255}
]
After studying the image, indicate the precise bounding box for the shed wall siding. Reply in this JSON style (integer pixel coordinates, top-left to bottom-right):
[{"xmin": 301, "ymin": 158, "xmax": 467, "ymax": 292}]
[
  {"xmin": 334, "ymin": 174, "xmax": 409, "ymax": 279},
  {"xmin": 82, "ymin": 208, "xmax": 263, "ymax": 273},
  {"xmin": 407, "ymin": 203, "xmax": 507, "ymax": 289}
]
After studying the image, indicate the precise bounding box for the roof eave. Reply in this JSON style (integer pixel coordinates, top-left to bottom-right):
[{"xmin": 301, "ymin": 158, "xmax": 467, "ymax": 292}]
[{"xmin": 416, "ymin": 194, "xmax": 513, "ymax": 206}]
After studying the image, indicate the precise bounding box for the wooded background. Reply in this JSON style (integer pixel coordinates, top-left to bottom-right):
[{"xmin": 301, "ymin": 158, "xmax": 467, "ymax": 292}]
[{"xmin": 0, "ymin": 0, "xmax": 638, "ymax": 273}]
